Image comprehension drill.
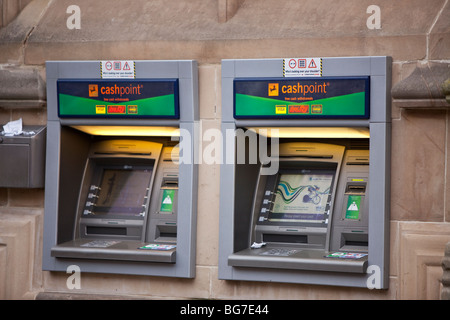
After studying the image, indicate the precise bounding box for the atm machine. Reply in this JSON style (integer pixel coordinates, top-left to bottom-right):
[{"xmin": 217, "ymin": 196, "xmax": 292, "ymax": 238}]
[
  {"xmin": 42, "ymin": 60, "xmax": 198, "ymax": 278},
  {"xmin": 219, "ymin": 57, "xmax": 391, "ymax": 288}
]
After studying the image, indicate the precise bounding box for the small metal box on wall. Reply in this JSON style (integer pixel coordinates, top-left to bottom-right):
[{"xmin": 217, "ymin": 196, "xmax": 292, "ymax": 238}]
[{"xmin": 0, "ymin": 125, "xmax": 46, "ymax": 188}]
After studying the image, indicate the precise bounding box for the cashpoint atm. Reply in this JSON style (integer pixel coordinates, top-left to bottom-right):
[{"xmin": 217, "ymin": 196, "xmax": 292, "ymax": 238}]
[
  {"xmin": 219, "ymin": 57, "xmax": 391, "ymax": 288},
  {"xmin": 42, "ymin": 60, "xmax": 198, "ymax": 278}
]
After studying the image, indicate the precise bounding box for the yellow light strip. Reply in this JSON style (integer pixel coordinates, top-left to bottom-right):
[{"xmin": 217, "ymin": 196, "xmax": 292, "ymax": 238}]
[
  {"xmin": 246, "ymin": 127, "xmax": 370, "ymax": 138},
  {"xmin": 71, "ymin": 125, "xmax": 180, "ymax": 137}
]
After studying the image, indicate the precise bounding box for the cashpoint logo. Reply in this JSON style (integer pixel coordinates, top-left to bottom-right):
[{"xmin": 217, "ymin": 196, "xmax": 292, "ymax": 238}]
[
  {"xmin": 89, "ymin": 84, "xmax": 98, "ymax": 97},
  {"xmin": 98, "ymin": 83, "xmax": 143, "ymax": 97},
  {"xmin": 268, "ymin": 81, "xmax": 329, "ymax": 96},
  {"xmin": 268, "ymin": 83, "xmax": 279, "ymax": 96},
  {"xmin": 281, "ymin": 81, "xmax": 328, "ymax": 95}
]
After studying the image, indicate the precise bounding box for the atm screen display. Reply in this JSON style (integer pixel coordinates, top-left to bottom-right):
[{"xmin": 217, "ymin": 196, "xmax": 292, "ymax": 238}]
[
  {"xmin": 270, "ymin": 172, "xmax": 334, "ymax": 223},
  {"xmin": 93, "ymin": 168, "xmax": 152, "ymax": 216}
]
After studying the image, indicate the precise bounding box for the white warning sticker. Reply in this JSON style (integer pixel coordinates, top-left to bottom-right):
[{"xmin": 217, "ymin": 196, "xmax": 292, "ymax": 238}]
[
  {"xmin": 283, "ymin": 58, "xmax": 322, "ymax": 77},
  {"xmin": 101, "ymin": 60, "xmax": 135, "ymax": 79}
]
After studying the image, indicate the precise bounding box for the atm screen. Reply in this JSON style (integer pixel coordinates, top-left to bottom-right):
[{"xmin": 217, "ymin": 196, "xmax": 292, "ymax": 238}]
[
  {"xmin": 93, "ymin": 168, "xmax": 152, "ymax": 216},
  {"xmin": 269, "ymin": 171, "xmax": 334, "ymax": 223}
]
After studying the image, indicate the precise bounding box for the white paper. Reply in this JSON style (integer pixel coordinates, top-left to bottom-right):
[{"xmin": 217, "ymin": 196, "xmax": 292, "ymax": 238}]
[
  {"xmin": 250, "ymin": 242, "xmax": 267, "ymax": 249},
  {"xmin": 3, "ymin": 118, "xmax": 22, "ymax": 136}
]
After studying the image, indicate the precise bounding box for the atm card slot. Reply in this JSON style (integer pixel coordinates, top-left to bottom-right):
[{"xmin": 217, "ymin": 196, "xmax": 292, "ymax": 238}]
[
  {"xmin": 346, "ymin": 155, "xmax": 369, "ymax": 165},
  {"xmin": 345, "ymin": 184, "xmax": 366, "ymax": 194}
]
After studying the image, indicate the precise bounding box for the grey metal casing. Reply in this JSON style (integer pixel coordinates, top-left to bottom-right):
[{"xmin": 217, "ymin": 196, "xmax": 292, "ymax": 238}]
[
  {"xmin": 42, "ymin": 60, "xmax": 198, "ymax": 278},
  {"xmin": 219, "ymin": 57, "xmax": 391, "ymax": 288}
]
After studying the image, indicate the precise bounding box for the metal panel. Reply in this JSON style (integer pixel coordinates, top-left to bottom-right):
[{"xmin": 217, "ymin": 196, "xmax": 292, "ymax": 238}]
[{"xmin": 0, "ymin": 144, "xmax": 29, "ymax": 187}]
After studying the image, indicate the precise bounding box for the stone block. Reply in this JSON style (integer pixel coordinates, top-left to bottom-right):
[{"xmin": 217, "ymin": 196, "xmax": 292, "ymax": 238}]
[
  {"xmin": 391, "ymin": 110, "xmax": 446, "ymax": 221},
  {"xmin": 21, "ymin": 0, "xmax": 433, "ymax": 64},
  {"xmin": 0, "ymin": 209, "xmax": 42, "ymax": 299},
  {"xmin": 443, "ymin": 79, "xmax": 450, "ymax": 104},
  {"xmin": 442, "ymin": 266, "xmax": 450, "ymax": 285},
  {"xmin": 0, "ymin": 66, "xmax": 46, "ymax": 109},
  {"xmin": 8, "ymin": 188, "xmax": 44, "ymax": 208},
  {"xmin": 392, "ymin": 62, "xmax": 450, "ymax": 101},
  {"xmin": 398, "ymin": 222, "xmax": 450, "ymax": 299},
  {"xmin": 198, "ymin": 65, "xmax": 220, "ymax": 120},
  {"xmin": 429, "ymin": 1, "xmax": 450, "ymax": 60},
  {"xmin": 442, "ymin": 287, "xmax": 450, "ymax": 300}
]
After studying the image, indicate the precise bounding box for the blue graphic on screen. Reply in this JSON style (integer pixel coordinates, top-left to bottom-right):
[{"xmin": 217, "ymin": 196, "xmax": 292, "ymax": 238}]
[{"xmin": 270, "ymin": 173, "xmax": 333, "ymax": 223}]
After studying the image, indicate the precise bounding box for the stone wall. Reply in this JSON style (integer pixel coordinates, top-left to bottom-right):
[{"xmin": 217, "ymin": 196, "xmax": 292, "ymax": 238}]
[{"xmin": 0, "ymin": 0, "xmax": 449, "ymax": 299}]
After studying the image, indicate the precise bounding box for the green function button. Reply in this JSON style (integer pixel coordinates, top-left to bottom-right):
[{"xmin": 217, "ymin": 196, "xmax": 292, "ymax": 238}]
[
  {"xmin": 345, "ymin": 195, "xmax": 362, "ymax": 220},
  {"xmin": 160, "ymin": 189, "xmax": 175, "ymax": 213}
]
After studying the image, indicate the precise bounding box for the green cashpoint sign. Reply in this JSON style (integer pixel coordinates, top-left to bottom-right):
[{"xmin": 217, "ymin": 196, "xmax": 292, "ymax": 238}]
[
  {"xmin": 234, "ymin": 77, "xmax": 370, "ymax": 119},
  {"xmin": 57, "ymin": 79, "xmax": 179, "ymax": 118},
  {"xmin": 160, "ymin": 189, "xmax": 175, "ymax": 213},
  {"xmin": 345, "ymin": 195, "xmax": 362, "ymax": 220}
]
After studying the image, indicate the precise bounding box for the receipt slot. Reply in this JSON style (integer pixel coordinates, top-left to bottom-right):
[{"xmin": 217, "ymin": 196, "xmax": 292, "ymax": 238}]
[
  {"xmin": 42, "ymin": 60, "xmax": 198, "ymax": 278},
  {"xmin": 219, "ymin": 57, "xmax": 391, "ymax": 288}
]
